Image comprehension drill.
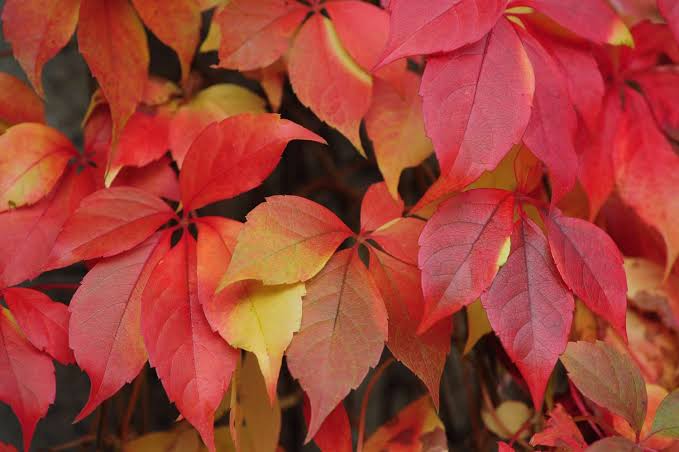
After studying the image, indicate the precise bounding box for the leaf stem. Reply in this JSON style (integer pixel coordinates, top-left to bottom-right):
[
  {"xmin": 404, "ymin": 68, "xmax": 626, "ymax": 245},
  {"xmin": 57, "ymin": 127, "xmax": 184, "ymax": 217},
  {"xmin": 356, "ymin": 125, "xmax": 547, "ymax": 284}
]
[
  {"xmin": 120, "ymin": 368, "xmax": 146, "ymax": 443},
  {"xmin": 356, "ymin": 357, "xmax": 395, "ymax": 452}
]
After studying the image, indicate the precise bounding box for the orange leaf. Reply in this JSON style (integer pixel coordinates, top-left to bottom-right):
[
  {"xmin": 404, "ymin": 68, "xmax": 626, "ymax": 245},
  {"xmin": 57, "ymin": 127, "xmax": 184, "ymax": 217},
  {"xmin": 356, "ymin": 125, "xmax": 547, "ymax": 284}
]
[{"xmin": 0, "ymin": 73, "xmax": 45, "ymax": 128}]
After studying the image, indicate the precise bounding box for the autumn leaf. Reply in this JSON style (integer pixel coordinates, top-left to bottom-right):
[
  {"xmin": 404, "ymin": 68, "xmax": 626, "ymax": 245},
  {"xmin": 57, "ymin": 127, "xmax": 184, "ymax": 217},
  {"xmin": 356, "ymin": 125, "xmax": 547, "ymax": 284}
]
[
  {"xmin": 141, "ymin": 234, "xmax": 238, "ymax": 452},
  {"xmin": 0, "ymin": 307, "xmax": 55, "ymax": 452},
  {"xmin": 0, "ymin": 73, "xmax": 45, "ymax": 128},
  {"xmin": 1, "ymin": 0, "xmax": 80, "ymax": 96},
  {"xmin": 0, "ymin": 167, "xmax": 94, "ymax": 288},
  {"xmin": 179, "ymin": 113, "xmax": 325, "ymax": 211},
  {"xmin": 369, "ymin": 217, "xmax": 424, "ymax": 266},
  {"xmin": 288, "ymin": 14, "xmax": 372, "ymax": 155},
  {"xmin": 651, "ymin": 389, "xmax": 679, "ymax": 439},
  {"xmin": 229, "ymin": 353, "xmax": 281, "ymax": 452},
  {"xmin": 482, "ymin": 217, "xmax": 574, "ymax": 409},
  {"xmin": 420, "ymin": 18, "xmax": 534, "ymax": 184},
  {"xmin": 634, "ymin": 67, "xmax": 679, "ymax": 142},
  {"xmin": 113, "ymin": 157, "xmax": 180, "ymax": 202},
  {"xmin": 123, "ymin": 424, "xmax": 235, "ymax": 452},
  {"xmin": 363, "ymin": 396, "xmax": 445, "ymax": 452},
  {"xmin": 286, "ymin": 248, "xmax": 387, "ymax": 440},
  {"xmin": 586, "ymin": 436, "xmax": 643, "ymax": 451},
  {"xmin": 220, "ymin": 196, "xmax": 352, "ymax": 288},
  {"xmin": 418, "ymin": 189, "xmax": 514, "ymax": 332},
  {"xmin": 561, "ymin": 340, "xmax": 647, "ymax": 434},
  {"xmin": 530, "ymin": 404, "xmax": 586, "ymax": 451},
  {"xmin": 545, "ymin": 208, "xmax": 628, "ymax": 340},
  {"xmin": 70, "ymin": 233, "xmax": 170, "ymax": 421},
  {"xmin": 365, "ymin": 71, "xmax": 432, "ymax": 198},
  {"xmin": 655, "ymin": 0, "xmax": 679, "ymax": 43},
  {"xmin": 613, "ymin": 384, "xmax": 675, "ymax": 450},
  {"xmin": 360, "ymin": 182, "xmax": 404, "ymax": 234},
  {"xmin": 169, "ymin": 84, "xmax": 267, "ymax": 167},
  {"xmin": 2, "ymin": 287, "xmax": 73, "ymax": 365},
  {"xmin": 47, "ymin": 187, "xmax": 176, "ymax": 269},
  {"xmin": 303, "ymin": 399, "xmax": 352, "ymax": 452},
  {"xmin": 0, "ymin": 123, "xmax": 75, "ymax": 212},
  {"xmin": 481, "ymin": 400, "xmax": 532, "ymax": 439},
  {"xmin": 464, "ymin": 299, "xmax": 492, "ymax": 355},
  {"xmin": 375, "ymin": 0, "xmax": 509, "ymax": 67}
]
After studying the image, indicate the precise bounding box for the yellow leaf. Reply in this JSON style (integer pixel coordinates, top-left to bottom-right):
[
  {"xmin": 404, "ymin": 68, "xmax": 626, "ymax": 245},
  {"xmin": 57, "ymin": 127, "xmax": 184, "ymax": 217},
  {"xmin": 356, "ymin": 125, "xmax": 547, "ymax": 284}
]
[
  {"xmin": 230, "ymin": 353, "xmax": 281, "ymax": 452},
  {"xmin": 464, "ymin": 299, "xmax": 492, "ymax": 355},
  {"xmin": 123, "ymin": 424, "xmax": 234, "ymax": 452},
  {"xmin": 200, "ymin": 14, "xmax": 222, "ymax": 53},
  {"xmin": 214, "ymin": 281, "xmax": 305, "ymax": 402},
  {"xmin": 481, "ymin": 401, "xmax": 533, "ymax": 439}
]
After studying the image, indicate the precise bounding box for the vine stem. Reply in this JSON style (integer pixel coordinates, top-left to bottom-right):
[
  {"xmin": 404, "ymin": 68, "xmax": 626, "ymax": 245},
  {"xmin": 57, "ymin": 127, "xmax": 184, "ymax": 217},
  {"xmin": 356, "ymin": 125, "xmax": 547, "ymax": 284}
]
[
  {"xmin": 356, "ymin": 357, "xmax": 394, "ymax": 452},
  {"xmin": 480, "ymin": 382, "xmax": 532, "ymax": 450},
  {"xmin": 120, "ymin": 369, "xmax": 146, "ymax": 443}
]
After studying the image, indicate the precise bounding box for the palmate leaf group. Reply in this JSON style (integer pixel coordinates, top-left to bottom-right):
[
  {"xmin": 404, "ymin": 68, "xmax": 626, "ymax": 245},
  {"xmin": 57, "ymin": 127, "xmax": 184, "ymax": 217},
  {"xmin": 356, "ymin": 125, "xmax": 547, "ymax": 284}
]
[{"xmin": 0, "ymin": 0, "xmax": 678, "ymax": 451}]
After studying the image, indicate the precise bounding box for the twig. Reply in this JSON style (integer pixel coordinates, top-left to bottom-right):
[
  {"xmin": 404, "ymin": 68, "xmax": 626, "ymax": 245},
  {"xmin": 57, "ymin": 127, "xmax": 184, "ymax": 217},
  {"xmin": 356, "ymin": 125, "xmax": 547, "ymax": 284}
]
[
  {"xmin": 47, "ymin": 434, "xmax": 96, "ymax": 451},
  {"xmin": 569, "ymin": 382, "xmax": 605, "ymax": 438},
  {"xmin": 480, "ymin": 383, "xmax": 532, "ymax": 450},
  {"xmin": 120, "ymin": 370, "xmax": 146, "ymax": 443},
  {"xmin": 96, "ymin": 401, "xmax": 109, "ymax": 451},
  {"xmin": 356, "ymin": 357, "xmax": 395, "ymax": 452}
]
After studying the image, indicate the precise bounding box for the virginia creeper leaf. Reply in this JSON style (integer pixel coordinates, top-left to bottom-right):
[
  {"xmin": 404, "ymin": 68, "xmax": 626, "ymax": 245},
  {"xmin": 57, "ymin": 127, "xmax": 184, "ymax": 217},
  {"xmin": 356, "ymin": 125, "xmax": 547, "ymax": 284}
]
[
  {"xmin": 77, "ymin": 0, "xmax": 149, "ymax": 141},
  {"xmin": 2, "ymin": 287, "xmax": 73, "ymax": 365},
  {"xmin": 369, "ymin": 217, "xmax": 425, "ymax": 266},
  {"xmin": 131, "ymin": 0, "xmax": 201, "ymax": 82},
  {"xmin": 363, "ymin": 396, "xmax": 445, "ymax": 452},
  {"xmin": 585, "ymin": 437, "xmax": 642, "ymax": 452},
  {"xmin": 113, "ymin": 157, "xmax": 180, "ymax": 202},
  {"xmin": 658, "ymin": 0, "xmax": 679, "ymax": 43},
  {"xmin": 303, "ymin": 399, "xmax": 352, "ymax": 452},
  {"xmin": 110, "ymin": 109, "xmax": 172, "ymax": 176},
  {"xmin": 369, "ymin": 247, "xmax": 451, "ymax": 406},
  {"xmin": 0, "ymin": 167, "xmax": 94, "ymax": 288},
  {"xmin": 169, "ymin": 84, "xmax": 267, "ymax": 167},
  {"xmin": 142, "ymin": 234, "xmax": 238, "ymax": 452},
  {"xmin": 180, "ymin": 113, "xmax": 325, "ymax": 211},
  {"xmin": 634, "ymin": 67, "xmax": 679, "ymax": 141},
  {"xmin": 122, "ymin": 425, "xmax": 234, "ymax": 452},
  {"xmin": 560, "ymin": 341, "xmax": 647, "ymax": 434},
  {"xmin": 464, "ymin": 299, "xmax": 492, "ymax": 355},
  {"xmin": 519, "ymin": 30, "xmax": 578, "ymax": 203},
  {"xmin": 0, "ymin": 123, "xmax": 75, "ymax": 212},
  {"xmin": 420, "ymin": 18, "xmax": 535, "ymax": 182},
  {"xmin": 220, "ymin": 196, "xmax": 352, "ymax": 288},
  {"xmin": 215, "ymin": 0, "xmax": 307, "ymax": 71},
  {"xmin": 365, "ymin": 72, "xmax": 432, "ymax": 199},
  {"xmin": 651, "ymin": 389, "xmax": 679, "ymax": 438},
  {"xmin": 288, "ymin": 14, "xmax": 372, "ymax": 155},
  {"xmin": 360, "ymin": 182, "xmax": 404, "ymax": 234},
  {"xmin": 0, "ymin": 73, "xmax": 45, "ymax": 127},
  {"xmin": 0, "ymin": 308, "xmax": 55, "ymax": 452},
  {"xmin": 545, "ymin": 209, "xmax": 628, "ymax": 340},
  {"xmin": 615, "ymin": 88, "xmax": 679, "ymax": 275},
  {"xmin": 481, "ymin": 400, "xmax": 532, "ymax": 439},
  {"xmin": 197, "ymin": 216, "xmax": 305, "ymax": 402},
  {"xmin": 612, "ymin": 384, "xmax": 674, "ymax": 450},
  {"xmin": 376, "ymin": 0, "xmax": 509, "ymax": 67},
  {"xmin": 286, "ymin": 248, "xmax": 388, "ymax": 440},
  {"xmin": 229, "ymin": 353, "xmax": 281, "ymax": 452},
  {"xmin": 521, "ymin": 0, "xmax": 633, "ymax": 46},
  {"xmin": 418, "ymin": 189, "xmax": 515, "ymax": 332},
  {"xmin": 1, "ymin": 0, "xmax": 79, "ymax": 95},
  {"xmin": 48, "ymin": 187, "xmax": 175, "ymax": 269},
  {"xmin": 530, "ymin": 404, "xmax": 587, "ymax": 451},
  {"xmin": 69, "ymin": 232, "xmax": 170, "ymax": 421},
  {"xmin": 481, "ymin": 218, "xmax": 574, "ymax": 409}
]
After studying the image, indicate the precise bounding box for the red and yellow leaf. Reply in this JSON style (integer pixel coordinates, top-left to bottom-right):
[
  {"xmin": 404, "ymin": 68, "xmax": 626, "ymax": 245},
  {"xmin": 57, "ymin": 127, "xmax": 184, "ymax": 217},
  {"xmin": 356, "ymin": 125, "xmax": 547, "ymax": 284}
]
[
  {"xmin": 481, "ymin": 217, "xmax": 574, "ymax": 409},
  {"xmin": 530, "ymin": 404, "xmax": 586, "ymax": 451},
  {"xmin": 2, "ymin": 287, "xmax": 73, "ymax": 365},
  {"xmin": 360, "ymin": 182, "xmax": 404, "ymax": 234},
  {"xmin": 286, "ymin": 249, "xmax": 387, "ymax": 440},
  {"xmin": 0, "ymin": 73, "xmax": 45, "ymax": 128},
  {"xmin": 69, "ymin": 233, "xmax": 170, "ymax": 421}
]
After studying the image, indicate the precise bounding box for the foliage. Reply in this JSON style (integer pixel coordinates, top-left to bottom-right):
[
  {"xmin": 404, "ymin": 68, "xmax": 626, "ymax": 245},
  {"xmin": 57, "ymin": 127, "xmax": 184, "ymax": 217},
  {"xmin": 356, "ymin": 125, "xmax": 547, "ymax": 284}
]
[{"xmin": 0, "ymin": 0, "xmax": 678, "ymax": 451}]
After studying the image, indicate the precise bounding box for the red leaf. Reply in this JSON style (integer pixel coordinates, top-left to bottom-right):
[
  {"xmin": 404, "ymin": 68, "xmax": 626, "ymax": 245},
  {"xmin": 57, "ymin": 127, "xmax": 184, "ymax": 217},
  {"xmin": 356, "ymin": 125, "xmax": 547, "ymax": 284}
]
[
  {"xmin": 481, "ymin": 217, "xmax": 574, "ymax": 409},
  {"xmin": 47, "ymin": 187, "xmax": 175, "ymax": 269},
  {"xmin": 0, "ymin": 73, "xmax": 44, "ymax": 126},
  {"xmin": 220, "ymin": 196, "xmax": 352, "ymax": 287},
  {"xmin": 519, "ymin": 30, "xmax": 578, "ymax": 204},
  {"xmin": 0, "ymin": 308, "xmax": 55, "ymax": 452},
  {"xmin": 2, "ymin": 287, "xmax": 73, "ymax": 365},
  {"xmin": 545, "ymin": 209, "xmax": 628, "ymax": 340},
  {"xmin": 69, "ymin": 233, "xmax": 170, "ymax": 421},
  {"xmin": 288, "ymin": 14, "xmax": 372, "ymax": 155},
  {"xmin": 303, "ymin": 399, "xmax": 352, "ymax": 452},
  {"xmin": 521, "ymin": 0, "xmax": 633, "ymax": 46},
  {"xmin": 360, "ymin": 182, "xmax": 404, "ymax": 234},
  {"xmin": 1, "ymin": 0, "xmax": 79, "ymax": 95},
  {"xmin": 77, "ymin": 0, "xmax": 149, "ymax": 139},
  {"xmin": 286, "ymin": 248, "xmax": 387, "ymax": 440},
  {"xmin": 0, "ymin": 167, "xmax": 94, "ymax": 288},
  {"xmin": 110, "ymin": 109, "xmax": 172, "ymax": 174},
  {"xmin": 369, "ymin": 217, "xmax": 425, "ymax": 266},
  {"xmin": 420, "ymin": 18, "xmax": 534, "ymax": 183},
  {"xmin": 530, "ymin": 404, "xmax": 586, "ymax": 451},
  {"xmin": 376, "ymin": 0, "xmax": 509, "ymax": 67},
  {"xmin": 0, "ymin": 123, "xmax": 75, "ymax": 212},
  {"xmin": 113, "ymin": 157, "xmax": 180, "ymax": 201},
  {"xmin": 615, "ymin": 87, "xmax": 679, "ymax": 275},
  {"xmin": 141, "ymin": 234, "xmax": 238, "ymax": 452},
  {"xmin": 131, "ymin": 0, "xmax": 201, "ymax": 82},
  {"xmin": 369, "ymin": 247, "xmax": 451, "ymax": 406},
  {"xmin": 634, "ymin": 67, "xmax": 679, "ymax": 141},
  {"xmin": 658, "ymin": 0, "xmax": 679, "ymax": 43},
  {"xmin": 498, "ymin": 442, "xmax": 515, "ymax": 452},
  {"xmin": 418, "ymin": 189, "xmax": 514, "ymax": 332},
  {"xmin": 215, "ymin": 0, "xmax": 307, "ymax": 71},
  {"xmin": 0, "ymin": 441, "xmax": 17, "ymax": 452},
  {"xmin": 179, "ymin": 113, "xmax": 325, "ymax": 211}
]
